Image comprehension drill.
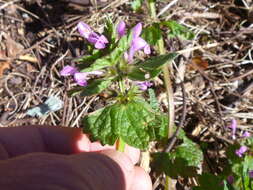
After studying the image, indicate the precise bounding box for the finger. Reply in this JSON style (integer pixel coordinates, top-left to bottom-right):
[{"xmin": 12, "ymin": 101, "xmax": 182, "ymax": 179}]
[
  {"xmin": 130, "ymin": 167, "xmax": 152, "ymax": 190},
  {"xmin": 89, "ymin": 141, "xmax": 140, "ymax": 164},
  {"xmin": 100, "ymin": 149, "xmax": 135, "ymax": 190},
  {"xmin": 124, "ymin": 145, "xmax": 140, "ymax": 165},
  {"xmin": 0, "ymin": 125, "xmax": 89, "ymax": 158}
]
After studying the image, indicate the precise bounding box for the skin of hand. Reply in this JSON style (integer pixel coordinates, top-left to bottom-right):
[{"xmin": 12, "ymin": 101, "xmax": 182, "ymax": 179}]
[{"xmin": 0, "ymin": 125, "xmax": 152, "ymax": 190}]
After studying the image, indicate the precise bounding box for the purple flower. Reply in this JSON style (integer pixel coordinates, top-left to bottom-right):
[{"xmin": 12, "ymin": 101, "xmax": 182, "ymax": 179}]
[
  {"xmin": 60, "ymin": 65, "xmax": 103, "ymax": 86},
  {"xmin": 227, "ymin": 175, "xmax": 234, "ymax": 184},
  {"xmin": 228, "ymin": 119, "xmax": 237, "ymax": 140},
  {"xmin": 60, "ymin": 65, "xmax": 78, "ymax": 76},
  {"xmin": 136, "ymin": 81, "xmax": 152, "ymax": 91},
  {"xmin": 77, "ymin": 22, "xmax": 92, "ymax": 38},
  {"xmin": 235, "ymin": 146, "xmax": 248, "ymax": 157},
  {"xmin": 117, "ymin": 21, "xmax": 126, "ymax": 38},
  {"xmin": 128, "ymin": 23, "xmax": 151, "ymax": 63},
  {"xmin": 77, "ymin": 21, "xmax": 108, "ymax": 49},
  {"xmin": 132, "ymin": 23, "xmax": 142, "ymax": 38},
  {"xmin": 242, "ymin": 131, "xmax": 251, "ymax": 138},
  {"xmin": 249, "ymin": 170, "xmax": 253, "ymax": 178}
]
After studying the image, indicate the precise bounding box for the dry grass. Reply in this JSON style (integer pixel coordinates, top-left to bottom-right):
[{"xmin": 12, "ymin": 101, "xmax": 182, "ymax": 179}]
[{"xmin": 0, "ymin": 0, "xmax": 253, "ymax": 189}]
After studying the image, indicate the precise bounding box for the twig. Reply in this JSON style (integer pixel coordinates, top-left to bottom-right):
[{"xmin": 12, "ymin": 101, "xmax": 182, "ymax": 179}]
[
  {"xmin": 176, "ymin": 42, "xmax": 220, "ymax": 55},
  {"xmin": 157, "ymin": 0, "xmax": 179, "ymax": 17},
  {"xmin": 0, "ymin": 0, "xmax": 20, "ymax": 10},
  {"xmin": 165, "ymin": 81, "xmax": 187, "ymax": 152}
]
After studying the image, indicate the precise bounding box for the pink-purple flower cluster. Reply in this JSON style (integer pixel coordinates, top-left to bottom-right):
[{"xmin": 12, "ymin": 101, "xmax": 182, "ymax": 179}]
[
  {"xmin": 135, "ymin": 81, "xmax": 152, "ymax": 91},
  {"xmin": 235, "ymin": 145, "xmax": 248, "ymax": 157},
  {"xmin": 227, "ymin": 119, "xmax": 251, "ymax": 157},
  {"xmin": 117, "ymin": 21, "xmax": 151, "ymax": 63},
  {"xmin": 77, "ymin": 22, "xmax": 109, "ymax": 49},
  {"xmin": 60, "ymin": 65, "xmax": 103, "ymax": 86}
]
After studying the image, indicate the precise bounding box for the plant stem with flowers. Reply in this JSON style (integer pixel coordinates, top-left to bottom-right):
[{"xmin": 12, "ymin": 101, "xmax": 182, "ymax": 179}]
[{"xmin": 60, "ymin": 19, "xmax": 176, "ymax": 152}]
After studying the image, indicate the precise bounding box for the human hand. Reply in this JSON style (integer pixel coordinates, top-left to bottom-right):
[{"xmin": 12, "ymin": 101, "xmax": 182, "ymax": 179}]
[{"xmin": 0, "ymin": 125, "xmax": 152, "ymax": 190}]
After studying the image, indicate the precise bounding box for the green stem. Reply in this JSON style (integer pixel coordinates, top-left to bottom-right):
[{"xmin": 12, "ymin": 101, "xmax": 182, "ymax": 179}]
[
  {"xmin": 147, "ymin": 1, "xmax": 175, "ymax": 190},
  {"xmin": 117, "ymin": 76, "xmax": 126, "ymax": 152},
  {"xmin": 117, "ymin": 137, "xmax": 126, "ymax": 152},
  {"xmin": 148, "ymin": 0, "xmax": 157, "ymax": 20}
]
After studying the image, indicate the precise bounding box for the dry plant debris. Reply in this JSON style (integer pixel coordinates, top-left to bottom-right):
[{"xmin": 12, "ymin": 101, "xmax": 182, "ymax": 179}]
[{"xmin": 0, "ymin": 0, "xmax": 253, "ymax": 189}]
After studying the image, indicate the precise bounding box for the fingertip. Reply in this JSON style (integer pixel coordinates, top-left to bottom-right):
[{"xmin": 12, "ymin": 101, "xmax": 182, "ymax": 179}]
[
  {"xmin": 130, "ymin": 166, "xmax": 152, "ymax": 190},
  {"xmin": 124, "ymin": 146, "xmax": 140, "ymax": 165},
  {"xmin": 76, "ymin": 134, "xmax": 91, "ymax": 152}
]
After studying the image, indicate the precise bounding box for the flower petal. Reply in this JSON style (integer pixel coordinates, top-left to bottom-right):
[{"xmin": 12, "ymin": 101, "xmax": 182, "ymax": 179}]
[
  {"xmin": 144, "ymin": 44, "xmax": 151, "ymax": 54},
  {"xmin": 136, "ymin": 81, "xmax": 152, "ymax": 91},
  {"xmin": 128, "ymin": 46, "xmax": 135, "ymax": 63},
  {"xmin": 117, "ymin": 21, "xmax": 126, "ymax": 37},
  {"xmin": 249, "ymin": 170, "xmax": 253, "ymax": 178},
  {"xmin": 132, "ymin": 37, "xmax": 148, "ymax": 52},
  {"xmin": 132, "ymin": 23, "xmax": 142, "ymax": 38},
  {"xmin": 77, "ymin": 22, "xmax": 92, "ymax": 39},
  {"xmin": 228, "ymin": 119, "xmax": 237, "ymax": 140},
  {"xmin": 94, "ymin": 35, "xmax": 109, "ymax": 49},
  {"xmin": 235, "ymin": 146, "xmax": 248, "ymax": 157},
  {"xmin": 74, "ymin": 72, "xmax": 88, "ymax": 86},
  {"xmin": 242, "ymin": 131, "xmax": 250, "ymax": 138},
  {"xmin": 99, "ymin": 35, "xmax": 109, "ymax": 44},
  {"xmin": 60, "ymin": 66, "xmax": 77, "ymax": 76},
  {"xmin": 87, "ymin": 32, "xmax": 100, "ymax": 44}
]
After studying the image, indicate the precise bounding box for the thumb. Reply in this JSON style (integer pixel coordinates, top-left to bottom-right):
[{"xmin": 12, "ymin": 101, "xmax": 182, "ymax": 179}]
[{"xmin": 101, "ymin": 150, "xmax": 152, "ymax": 190}]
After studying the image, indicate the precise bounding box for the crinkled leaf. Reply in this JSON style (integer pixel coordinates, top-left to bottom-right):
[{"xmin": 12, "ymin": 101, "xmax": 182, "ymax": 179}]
[
  {"xmin": 193, "ymin": 173, "xmax": 224, "ymax": 190},
  {"xmin": 148, "ymin": 113, "xmax": 168, "ymax": 141},
  {"xmin": 174, "ymin": 129, "xmax": 203, "ymax": 167},
  {"xmin": 142, "ymin": 23, "xmax": 162, "ymax": 46},
  {"xmin": 80, "ymin": 78, "xmax": 114, "ymax": 96},
  {"xmin": 152, "ymin": 152, "xmax": 198, "ymax": 178},
  {"xmin": 83, "ymin": 98, "xmax": 167, "ymax": 149},
  {"xmin": 161, "ymin": 20, "xmax": 195, "ymax": 40},
  {"xmin": 83, "ymin": 106, "xmax": 118, "ymax": 145}
]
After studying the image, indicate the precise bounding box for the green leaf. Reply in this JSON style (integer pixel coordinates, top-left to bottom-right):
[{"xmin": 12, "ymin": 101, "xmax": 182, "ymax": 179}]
[
  {"xmin": 80, "ymin": 78, "xmax": 113, "ymax": 96},
  {"xmin": 83, "ymin": 98, "xmax": 167, "ymax": 149},
  {"xmin": 128, "ymin": 53, "xmax": 177, "ymax": 81},
  {"xmin": 148, "ymin": 88, "xmax": 159, "ymax": 111},
  {"xmin": 128, "ymin": 66, "xmax": 161, "ymax": 81},
  {"xmin": 161, "ymin": 20, "xmax": 195, "ymax": 40},
  {"xmin": 139, "ymin": 53, "xmax": 178, "ymax": 70},
  {"xmin": 109, "ymin": 34, "xmax": 131, "ymax": 63},
  {"xmin": 193, "ymin": 173, "xmax": 224, "ymax": 190},
  {"xmin": 142, "ymin": 23, "xmax": 162, "ymax": 46},
  {"xmin": 82, "ymin": 34, "xmax": 131, "ymax": 72},
  {"xmin": 174, "ymin": 129, "xmax": 203, "ymax": 167},
  {"xmin": 104, "ymin": 18, "xmax": 116, "ymax": 44},
  {"xmin": 152, "ymin": 152, "xmax": 198, "ymax": 178},
  {"xmin": 81, "ymin": 57, "xmax": 112, "ymax": 72},
  {"xmin": 148, "ymin": 113, "xmax": 168, "ymax": 141},
  {"xmin": 131, "ymin": 0, "xmax": 143, "ymax": 12},
  {"xmin": 67, "ymin": 86, "xmax": 84, "ymax": 97}
]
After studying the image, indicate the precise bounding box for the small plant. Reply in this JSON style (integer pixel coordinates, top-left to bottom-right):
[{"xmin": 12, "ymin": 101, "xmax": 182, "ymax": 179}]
[{"xmin": 61, "ymin": 19, "xmax": 177, "ymax": 151}]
